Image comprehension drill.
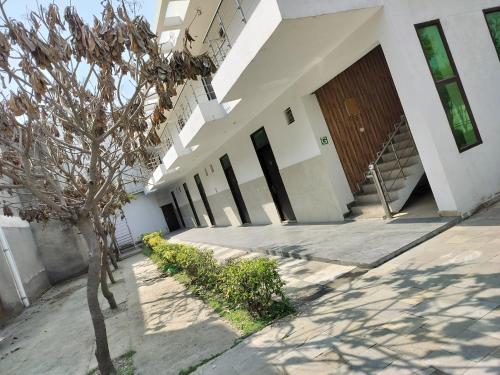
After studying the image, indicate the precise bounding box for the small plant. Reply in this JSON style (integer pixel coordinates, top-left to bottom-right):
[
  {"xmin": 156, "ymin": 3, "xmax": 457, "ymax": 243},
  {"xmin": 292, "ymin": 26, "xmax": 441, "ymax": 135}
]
[
  {"xmin": 141, "ymin": 232, "xmax": 165, "ymax": 250},
  {"xmin": 176, "ymin": 246, "xmax": 220, "ymax": 291},
  {"xmin": 139, "ymin": 231, "xmax": 293, "ymax": 335},
  {"xmin": 219, "ymin": 258, "xmax": 288, "ymax": 317},
  {"xmin": 152, "ymin": 243, "xmax": 178, "ymax": 264}
]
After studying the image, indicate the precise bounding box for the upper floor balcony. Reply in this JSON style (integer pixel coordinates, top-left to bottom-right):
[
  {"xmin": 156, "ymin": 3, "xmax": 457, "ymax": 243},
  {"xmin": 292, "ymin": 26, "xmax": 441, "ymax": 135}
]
[
  {"xmin": 170, "ymin": 77, "xmax": 230, "ymax": 148},
  {"xmin": 144, "ymin": 74, "xmax": 238, "ymax": 190},
  {"xmin": 203, "ymin": 0, "xmax": 260, "ymax": 69},
  {"xmin": 201, "ymin": 0, "xmax": 382, "ymax": 103}
]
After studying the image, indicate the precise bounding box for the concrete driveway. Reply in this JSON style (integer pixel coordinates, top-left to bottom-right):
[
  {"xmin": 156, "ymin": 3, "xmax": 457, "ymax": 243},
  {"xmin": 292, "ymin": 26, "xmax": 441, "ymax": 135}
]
[
  {"xmin": 0, "ymin": 255, "xmax": 239, "ymax": 375},
  {"xmin": 166, "ymin": 216, "xmax": 458, "ymax": 268},
  {"xmin": 194, "ymin": 200, "xmax": 500, "ymax": 374}
]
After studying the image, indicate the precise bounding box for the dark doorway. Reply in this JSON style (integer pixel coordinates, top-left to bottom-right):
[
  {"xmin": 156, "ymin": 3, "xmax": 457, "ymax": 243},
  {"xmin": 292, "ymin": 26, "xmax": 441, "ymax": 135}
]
[
  {"xmin": 161, "ymin": 203, "xmax": 181, "ymax": 232},
  {"xmin": 183, "ymin": 182, "xmax": 201, "ymax": 227},
  {"xmin": 171, "ymin": 191, "xmax": 185, "ymax": 228},
  {"xmin": 315, "ymin": 45, "xmax": 405, "ymax": 193},
  {"xmin": 220, "ymin": 154, "xmax": 251, "ymax": 224},
  {"xmin": 251, "ymin": 127, "xmax": 296, "ymax": 222},
  {"xmin": 194, "ymin": 174, "xmax": 216, "ymax": 226}
]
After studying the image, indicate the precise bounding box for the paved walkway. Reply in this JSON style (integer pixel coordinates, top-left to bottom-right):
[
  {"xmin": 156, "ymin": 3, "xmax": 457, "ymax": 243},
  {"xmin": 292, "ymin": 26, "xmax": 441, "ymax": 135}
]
[
  {"xmin": 0, "ymin": 256, "xmax": 240, "ymax": 375},
  {"xmin": 194, "ymin": 200, "xmax": 500, "ymax": 374},
  {"xmin": 0, "ymin": 246, "xmax": 354, "ymax": 374},
  {"xmin": 172, "ymin": 240, "xmax": 356, "ymax": 303},
  {"xmin": 166, "ymin": 216, "xmax": 457, "ymax": 267}
]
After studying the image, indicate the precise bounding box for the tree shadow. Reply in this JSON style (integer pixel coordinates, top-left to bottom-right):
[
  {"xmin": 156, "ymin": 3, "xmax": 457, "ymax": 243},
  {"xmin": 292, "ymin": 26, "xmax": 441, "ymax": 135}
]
[{"xmin": 197, "ymin": 247, "xmax": 500, "ymax": 374}]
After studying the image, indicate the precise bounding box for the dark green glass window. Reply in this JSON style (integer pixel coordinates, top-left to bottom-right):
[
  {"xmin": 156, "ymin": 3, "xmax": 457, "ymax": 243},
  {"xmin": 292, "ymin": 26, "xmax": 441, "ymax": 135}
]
[
  {"xmin": 485, "ymin": 8, "xmax": 500, "ymax": 59},
  {"xmin": 416, "ymin": 21, "xmax": 481, "ymax": 152}
]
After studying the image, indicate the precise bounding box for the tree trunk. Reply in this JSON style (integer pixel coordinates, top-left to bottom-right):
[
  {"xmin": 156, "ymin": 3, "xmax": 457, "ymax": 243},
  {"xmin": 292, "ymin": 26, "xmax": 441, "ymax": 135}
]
[
  {"xmin": 94, "ymin": 224, "xmax": 118, "ymax": 309},
  {"xmin": 101, "ymin": 257, "xmax": 118, "ymax": 308},
  {"xmin": 111, "ymin": 232, "xmax": 121, "ymax": 261},
  {"xmin": 109, "ymin": 249, "xmax": 119, "ymax": 270},
  {"xmin": 79, "ymin": 217, "xmax": 116, "ymax": 375},
  {"xmin": 106, "ymin": 260, "xmax": 116, "ymax": 284}
]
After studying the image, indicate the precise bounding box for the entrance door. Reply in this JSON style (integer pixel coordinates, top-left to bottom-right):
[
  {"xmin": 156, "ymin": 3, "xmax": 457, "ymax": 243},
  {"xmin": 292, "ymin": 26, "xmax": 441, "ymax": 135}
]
[
  {"xmin": 194, "ymin": 174, "xmax": 216, "ymax": 226},
  {"xmin": 171, "ymin": 191, "xmax": 185, "ymax": 228},
  {"xmin": 251, "ymin": 128, "xmax": 296, "ymax": 222},
  {"xmin": 183, "ymin": 183, "xmax": 201, "ymax": 227},
  {"xmin": 220, "ymin": 154, "xmax": 251, "ymax": 224},
  {"xmin": 315, "ymin": 45, "xmax": 405, "ymax": 193},
  {"xmin": 161, "ymin": 203, "xmax": 181, "ymax": 232}
]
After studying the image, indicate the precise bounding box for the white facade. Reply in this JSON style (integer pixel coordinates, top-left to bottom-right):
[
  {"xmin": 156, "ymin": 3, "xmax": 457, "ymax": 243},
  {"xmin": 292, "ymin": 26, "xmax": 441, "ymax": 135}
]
[{"xmin": 147, "ymin": 0, "xmax": 500, "ymax": 228}]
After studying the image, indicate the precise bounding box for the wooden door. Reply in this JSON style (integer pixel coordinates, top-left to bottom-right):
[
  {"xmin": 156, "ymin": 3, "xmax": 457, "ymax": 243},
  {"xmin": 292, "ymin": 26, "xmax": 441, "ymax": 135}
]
[{"xmin": 315, "ymin": 45, "xmax": 405, "ymax": 193}]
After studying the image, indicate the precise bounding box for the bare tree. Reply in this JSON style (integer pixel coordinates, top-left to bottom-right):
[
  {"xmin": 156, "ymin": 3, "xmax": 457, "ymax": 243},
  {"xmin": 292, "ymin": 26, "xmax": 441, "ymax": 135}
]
[{"xmin": 0, "ymin": 1, "xmax": 214, "ymax": 374}]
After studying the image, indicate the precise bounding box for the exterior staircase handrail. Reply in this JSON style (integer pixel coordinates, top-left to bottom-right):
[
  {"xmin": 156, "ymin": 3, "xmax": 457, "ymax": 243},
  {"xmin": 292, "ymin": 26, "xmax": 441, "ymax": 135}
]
[{"xmin": 367, "ymin": 115, "xmax": 418, "ymax": 219}]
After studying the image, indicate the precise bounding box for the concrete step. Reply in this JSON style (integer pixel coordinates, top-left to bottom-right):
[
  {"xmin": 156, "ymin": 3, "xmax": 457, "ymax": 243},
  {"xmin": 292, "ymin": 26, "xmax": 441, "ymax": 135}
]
[
  {"xmin": 376, "ymin": 155, "xmax": 420, "ymax": 172},
  {"xmin": 381, "ymin": 138, "xmax": 414, "ymax": 153},
  {"xmin": 399, "ymin": 123, "xmax": 410, "ymax": 133},
  {"xmin": 355, "ymin": 189, "xmax": 400, "ymax": 204},
  {"xmin": 395, "ymin": 138, "xmax": 415, "ymax": 150},
  {"xmin": 394, "ymin": 131, "xmax": 412, "ymax": 143},
  {"xmin": 381, "ymin": 147, "xmax": 418, "ymax": 162},
  {"xmin": 350, "ymin": 203, "xmax": 386, "ymax": 218},
  {"xmin": 380, "ymin": 166, "xmax": 415, "ymax": 181},
  {"xmin": 361, "ymin": 177, "xmax": 406, "ymax": 194}
]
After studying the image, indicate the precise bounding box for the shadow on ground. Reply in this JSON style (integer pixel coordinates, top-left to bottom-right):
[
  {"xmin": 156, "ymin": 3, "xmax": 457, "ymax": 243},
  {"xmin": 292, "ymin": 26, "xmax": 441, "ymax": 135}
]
[{"xmin": 193, "ymin": 203, "xmax": 500, "ymax": 374}]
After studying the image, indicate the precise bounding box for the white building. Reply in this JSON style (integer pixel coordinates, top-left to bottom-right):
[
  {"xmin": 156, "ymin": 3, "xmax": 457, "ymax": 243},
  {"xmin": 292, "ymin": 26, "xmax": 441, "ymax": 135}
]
[{"xmin": 145, "ymin": 0, "xmax": 500, "ymax": 230}]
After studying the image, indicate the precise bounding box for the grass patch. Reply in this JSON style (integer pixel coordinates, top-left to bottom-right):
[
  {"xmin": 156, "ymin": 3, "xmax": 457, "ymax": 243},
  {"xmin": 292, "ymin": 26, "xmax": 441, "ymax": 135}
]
[
  {"xmin": 88, "ymin": 350, "xmax": 136, "ymax": 375},
  {"xmin": 162, "ymin": 263, "xmax": 181, "ymax": 276},
  {"xmin": 178, "ymin": 350, "xmax": 225, "ymax": 375},
  {"xmin": 174, "ymin": 271, "xmax": 293, "ymax": 336},
  {"xmin": 142, "ymin": 233, "xmax": 294, "ymax": 341}
]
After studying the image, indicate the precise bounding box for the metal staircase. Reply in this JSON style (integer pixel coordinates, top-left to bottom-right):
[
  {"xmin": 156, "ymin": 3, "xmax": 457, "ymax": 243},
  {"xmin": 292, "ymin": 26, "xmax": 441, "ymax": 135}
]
[
  {"xmin": 350, "ymin": 116, "xmax": 425, "ymax": 219},
  {"xmin": 114, "ymin": 215, "xmax": 138, "ymax": 251}
]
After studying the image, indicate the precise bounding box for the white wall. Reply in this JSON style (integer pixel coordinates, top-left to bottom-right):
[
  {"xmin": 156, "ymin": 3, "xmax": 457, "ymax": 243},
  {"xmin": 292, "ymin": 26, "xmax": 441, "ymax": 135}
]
[
  {"xmin": 152, "ymin": 0, "xmax": 500, "ymax": 223},
  {"xmin": 122, "ymin": 192, "xmax": 167, "ymax": 238},
  {"xmin": 158, "ymin": 78, "xmax": 348, "ymax": 224},
  {"xmin": 378, "ymin": 0, "xmax": 500, "ymax": 214}
]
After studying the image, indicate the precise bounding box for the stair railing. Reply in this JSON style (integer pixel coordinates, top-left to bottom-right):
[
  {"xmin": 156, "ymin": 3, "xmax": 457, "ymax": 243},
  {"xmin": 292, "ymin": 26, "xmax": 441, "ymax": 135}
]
[{"xmin": 367, "ymin": 116, "xmax": 417, "ymax": 218}]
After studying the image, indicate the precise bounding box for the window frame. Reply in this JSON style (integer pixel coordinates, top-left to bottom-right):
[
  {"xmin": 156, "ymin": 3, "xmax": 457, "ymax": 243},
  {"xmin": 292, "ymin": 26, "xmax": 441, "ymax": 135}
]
[
  {"xmin": 415, "ymin": 19, "xmax": 482, "ymax": 153},
  {"xmin": 484, "ymin": 6, "xmax": 500, "ymax": 61}
]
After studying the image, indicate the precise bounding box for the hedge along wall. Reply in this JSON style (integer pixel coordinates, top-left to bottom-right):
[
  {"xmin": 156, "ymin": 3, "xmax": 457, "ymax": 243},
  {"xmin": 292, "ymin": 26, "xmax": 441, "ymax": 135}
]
[{"xmin": 141, "ymin": 232, "xmax": 290, "ymax": 318}]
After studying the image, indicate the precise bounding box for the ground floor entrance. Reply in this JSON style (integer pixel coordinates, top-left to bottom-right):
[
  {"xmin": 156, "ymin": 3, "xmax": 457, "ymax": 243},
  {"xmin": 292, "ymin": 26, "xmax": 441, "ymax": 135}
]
[
  {"xmin": 161, "ymin": 203, "xmax": 181, "ymax": 232},
  {"xmin": 251, "ymin": 127, "xmax": 296, "ymax": 222},
  {"xmin": 315, "ymin": 45, "xmax": 438, "ymax": 218},
  {"xmin": 315, "ymin": 45, "xmax": 405, "ymax": 194}
]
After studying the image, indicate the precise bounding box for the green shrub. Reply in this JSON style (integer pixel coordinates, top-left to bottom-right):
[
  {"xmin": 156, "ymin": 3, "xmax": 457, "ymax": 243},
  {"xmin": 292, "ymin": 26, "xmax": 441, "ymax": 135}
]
[
  {"xmin": 141, "ymin": 231, "xmax": 292, "ymax": 324},
  {"xmin": 141, "ymin": 231, "xmax": 160, "ymax": 243},
  {"xmin": 142, "ymin": 231, "xmax": 165, "ymax": 249},
  {"xmin": 152, "ymin": 243, "xmax": 177, "ymax": 264},
  {"xmin": 219, "ymin": 257, "xmax": 286, "ymax": 317},
  {"xmin": 176, "ymin": 245, "xmax": 220, "ymax": 291}
]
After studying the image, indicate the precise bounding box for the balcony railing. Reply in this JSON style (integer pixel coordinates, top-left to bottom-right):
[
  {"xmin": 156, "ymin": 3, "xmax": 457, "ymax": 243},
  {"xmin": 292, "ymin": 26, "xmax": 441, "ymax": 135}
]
[
  {"xmin": 203, "ymin": 0, "xmax": 260, "ymax": 68},
  {"xmin": 171, "ymin": 77, "xmax": 217, "ymax": 133},
  {"xmin": 158, "ymin": 125, "xmax": 174, "ymax": 157}
]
